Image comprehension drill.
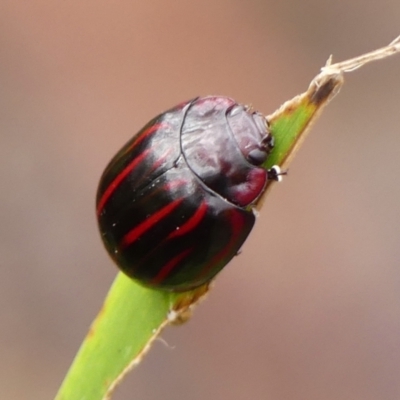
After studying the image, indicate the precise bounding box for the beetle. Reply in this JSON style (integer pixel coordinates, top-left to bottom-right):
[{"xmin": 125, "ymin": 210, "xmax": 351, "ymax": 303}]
[{"xmin": 96, "ymin": 96, "xmax": 281, "ymax": 292}]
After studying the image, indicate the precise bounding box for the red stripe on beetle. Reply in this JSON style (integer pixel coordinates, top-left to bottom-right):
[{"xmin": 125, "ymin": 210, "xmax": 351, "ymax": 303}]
[
  {"xmin": 197, "ymin": 209, "xmax": 246, "ymax": 280},
  {"xmin": 126, "ymin": 147, "xmax": 174, "ymax": 191},
  {"xmin": 124, "ymin": 122, "xmax": 167, "ymax": 154},
  {"xmin": 167, "ymin": 201, "xmax": 208, "ymax": 240},
  {"xmin": 151, "ymin": 248, "xmax": 193, "ymax": 286},
  {"xmin": 97, "ymin": 149, "xmax": 151, "ymax": 215},
  {"xmin": 121, "ymin": 198, "xmax": 184, "ymax": 248},
  {"xmin": 101, "ymin": 123, "xmax": 166, "ymax": 178}
]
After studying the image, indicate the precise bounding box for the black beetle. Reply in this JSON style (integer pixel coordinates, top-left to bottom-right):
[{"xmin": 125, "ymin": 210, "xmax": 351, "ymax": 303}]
[{"xmin": 97, "ymin": 96, "xmax": 280, "ymax": 292}]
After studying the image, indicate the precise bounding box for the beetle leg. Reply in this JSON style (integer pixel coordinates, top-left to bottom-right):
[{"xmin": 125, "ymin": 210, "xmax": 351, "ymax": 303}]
[{"xmin": 267, "ymin": 165, "xmax": 288, "ymax": 182}]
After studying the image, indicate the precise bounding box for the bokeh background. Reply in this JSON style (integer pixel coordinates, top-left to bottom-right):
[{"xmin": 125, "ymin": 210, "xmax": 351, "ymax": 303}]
[{"xmin": 1, "ymin": 1, "xmax": 400, "ymax": 399}]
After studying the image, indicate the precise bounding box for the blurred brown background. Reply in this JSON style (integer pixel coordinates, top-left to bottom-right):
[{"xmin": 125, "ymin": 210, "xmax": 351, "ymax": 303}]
[{"xmin": 1, "ymin": 1, "xmax": 400, "ymax": 399}]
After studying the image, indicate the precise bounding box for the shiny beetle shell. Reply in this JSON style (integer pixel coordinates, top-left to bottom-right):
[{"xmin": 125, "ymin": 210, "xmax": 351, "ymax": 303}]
[{"xmin": 96, "ymin": 96, "xmax": 275, "ymax": 292}]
